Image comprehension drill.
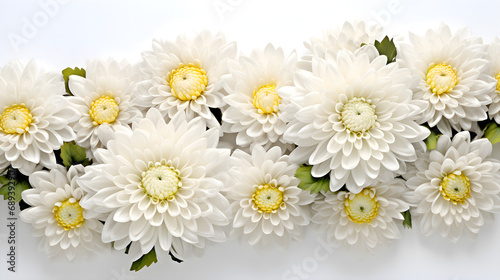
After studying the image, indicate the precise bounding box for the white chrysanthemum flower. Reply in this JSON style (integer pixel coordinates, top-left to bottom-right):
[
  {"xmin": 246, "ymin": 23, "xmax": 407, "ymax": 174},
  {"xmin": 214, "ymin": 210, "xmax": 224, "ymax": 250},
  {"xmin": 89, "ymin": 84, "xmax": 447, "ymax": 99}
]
[
  {"xmin": 68, "ymin": 59, "xmax": 143, "ymax": 157},
  {"xmin": 135, "ymin": 30, "xmax": 237, "ymax": 129},
  {"xmin": 399, "ymin": 24, "xmax": 494, "ymax": 136},
  {"xmin": 284, "ymin": 46, "xmax": 429, "ymax": 193},
  {"xmin": 222, "ymin": 44, "xmax": 296, "ymax": 151},
  {"xmin": 0, "ymin": 60, "xmax": 76, "ymax": 175},
  {"xmin": 486, "ymin": 38, "xmax": 500, "ymax": 123},
  {"xmin": 19, "ymin": 165, "xmax": 107, "ymax": 261},
  {"xmin": 312, "ymin": 179, "xmax": 410, "ymax": 250},
  {"xmin": 227, "ymin": 145, "xmax": 315, "ymax": 248},
  {"xmin": 299, "ymin": 21, "xmax": 383, "ymax": 71},
  {"xmin": 406, "ymin": 132, "xmax": 500, "ymax": 242},
  {"xmin": 78, "ymin": 108, "xmax": 230, "ymax": 261}
]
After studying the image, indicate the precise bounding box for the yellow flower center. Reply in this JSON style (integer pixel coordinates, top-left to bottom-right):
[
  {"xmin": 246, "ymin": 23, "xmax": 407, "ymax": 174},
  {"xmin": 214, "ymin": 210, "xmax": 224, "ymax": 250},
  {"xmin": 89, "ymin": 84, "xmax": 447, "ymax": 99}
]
[
  {"xmin": 252, "ymin": 184, "xmax": 284, "ymax": 213},
  {"xmin": 0, "ymin": 104, "xmax": 32, "ymax": 134},
  {"xmin": 253, "ymin": 84, "xmax": 281, "ymax": 114},
  {"xmin": 440, "ymin": 173, "xmax": 470, "ymax": 204},
  {"xmin": 426, "ymin": 63, "xmax": 458, "ymax": 95},
  {"xmin": 167, "ymin": 64, "xmax": 208, "ymax": 101},
  {"xmin": 495, "ymin": 72, "xmax": 500, "ymax": 93},
  {"xmin": 53, "ymin": 198, "xmax": 85, "ymax": 231},
  {"xmin": 141, "ymin": 161, "xmax": 182, "ymax": 203},
  {"xmin": 340, "ymin": 97, "xmax": 377, "ymax": 135},
  {"xmin": 89, "ymin": 95, "xmax": 120, "ymax": 126},
  {"xmin": 345, "ymin": 188, "xmax": 379, "ymax": 224}
]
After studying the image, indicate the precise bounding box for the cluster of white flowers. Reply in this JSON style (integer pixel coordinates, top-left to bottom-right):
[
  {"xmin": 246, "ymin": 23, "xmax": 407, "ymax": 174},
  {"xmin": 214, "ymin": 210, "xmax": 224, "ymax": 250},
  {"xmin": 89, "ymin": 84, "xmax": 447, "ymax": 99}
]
[{"xmin": 2, "ymin": 22, "xmax": 500, "ymax": 268}]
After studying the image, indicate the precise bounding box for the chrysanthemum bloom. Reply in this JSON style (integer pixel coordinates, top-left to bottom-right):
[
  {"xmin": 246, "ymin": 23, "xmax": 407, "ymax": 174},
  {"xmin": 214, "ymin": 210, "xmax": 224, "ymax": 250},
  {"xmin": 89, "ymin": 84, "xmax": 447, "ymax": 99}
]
[
  {"xmin": 227, "ymin": 145, "xmax": 315, "ymax": 248},
  {"xmin": 312, "ymin": 179, "xmax": 410, "ymax": 250},
  {"xmin": 284, "ymin": 46, "xmax": 429, "ymax": 192},
  {"xmin": 78, "ymin": 108, "xmax": 230, "ymax": 261},
  {"xmin": 135, "ymin": 30, "xmax": 237, "ymax": 129},
  {"xmin": 398, "ymin": 24, "xmax": 494, "ymax": 136},
  {"xmin": 222, "ymin": 44, "xmax": 296, "ymax": 151},
  {"xmin": 68, "ymin": 59, "xmax": 143, "ymax": 157},
  {"xmin": 486, "ymin": 38, "xmax": 500, "ymax": 123},
  {"xmin": 406, "ymin": 132, "xmax": 500, "ymax": 242},
  {"xmin": 19, "ymin": 165, "xmax": 107, "ymax": 260},
  {"xmin": 0, "ymin": 60, "xmax": 76, "ymax": 175},
  {"xmin": 299, "ymin": 21, "xmax": 383, "ymax": 71}
]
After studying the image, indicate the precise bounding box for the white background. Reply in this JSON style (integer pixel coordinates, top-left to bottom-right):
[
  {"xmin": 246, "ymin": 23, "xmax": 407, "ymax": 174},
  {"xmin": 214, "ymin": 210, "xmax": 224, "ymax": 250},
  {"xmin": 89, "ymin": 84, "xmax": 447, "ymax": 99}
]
[{"xmin": 2, "ymin": 0, "xmax": 500, "ymax": 279}]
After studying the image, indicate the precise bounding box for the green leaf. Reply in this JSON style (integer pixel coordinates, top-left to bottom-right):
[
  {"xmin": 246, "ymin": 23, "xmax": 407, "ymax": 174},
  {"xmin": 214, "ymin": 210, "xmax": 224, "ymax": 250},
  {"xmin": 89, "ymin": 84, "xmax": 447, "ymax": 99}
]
[
  {"xmin": 62, "ymin": 67, "xmax": 86, "ymax": 95},
  {"xmin": 0, "ymin": 176, "xmax": 31, "ymax": 203},
  {"xmin": 1, "ymin": 168, "xmax": 32, "ymax": 202},
  {"xmin": 425, "ymin": 129, "xmax": 440, "ymax": 150},
  {"xmin": 125, "ymin": 242, "xmax": 131, "ymax": 254},
  {"xmin": 60, "ymin": 142, "xmax": 91, "ymax": 168},
  {"xmin": 484, "ymin": 122, "xmax": 500, "ymax": 145},
  {"xmin": 374, "ymin": 36, "xmax": 397, "ymax": 64},
  {"xmin": 130, "ymin": 247, "xmax": 158, "ymax": 272},
  {"xmin": 11, "ymin": 181, "xmax": 30, "ymax": 202},
  {"xmin": 402, "ymin": 210, "xmax": 412, "ymax": 229},
  {"xmin": 0, "ymin": 175, "xmax": 8, "ymax": 186},
  {"xmin": 0, "ymin": 183, "xmax": 9, "ymax": 200},
  {"xmin": 294, "ymin": 165, "xmax": 330, "ymax": 193}
]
